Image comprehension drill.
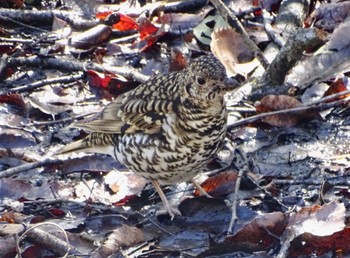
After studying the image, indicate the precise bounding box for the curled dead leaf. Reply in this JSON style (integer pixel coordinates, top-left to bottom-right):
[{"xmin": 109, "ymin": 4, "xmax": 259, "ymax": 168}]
[
  {"xmin": 211, "ymin": 26, "xmax": 258, "ymax": 78},
  {"xmin": 255, "ymin": 95, "xmax": 305, "ymax": 127},
  {"xmin": 70, "ymin": 24, "xmax": 112, "ymax": 49},
  {"xmin": 324, "ymin": 78, "xmax": 350, "ymax": 102}
]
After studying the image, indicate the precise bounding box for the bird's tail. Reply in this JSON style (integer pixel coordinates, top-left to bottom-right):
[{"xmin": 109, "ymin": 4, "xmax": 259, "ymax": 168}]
[
  {"xmin": 57, "ymin": 139, "xmax": 90, "ymax": 155},
  {"xmin": 57, "ymin": 133, "xmax": 116, "ymax": 156}
]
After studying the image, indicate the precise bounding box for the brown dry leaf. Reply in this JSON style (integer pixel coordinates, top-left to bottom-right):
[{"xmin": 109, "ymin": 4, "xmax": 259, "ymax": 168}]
[
  {"xmin": 0, "ymin": 93, "xmax": 27, "ymax": 115},
  {"xmin": 194, "ymin": 171, "xmax": 238, "ymax": 197},
  {"xmin": 287, "ymin": 201, "xmax": 345, "ymax": 238},
  {"xmin": 255, "ymin": 95, "xmax": 303, "ymax": 127},
  {"xmin": 93, "ymin": 224, "xmax": 144, "ymax": 257},
  {"xmin": 288, "ymin": 228, "xmax": 350, "ymax": 257},
  {"xmin": 0, "ymin": 212, "xmax": 27, "ymax": 224},
  {"xmin": 323, "ymin": 78, "xmax": 350, "ymax": 101},
  {"xmin": 169, "ymin": 49, "xmax": 188, "ymax": 72},
  {"xmin": 222, "ymin": 212, "xmax": 288, "ymax": 251},
  {"xmin": 68, "ymin": 169, "xmax": 147, "ymax": 205},
  {"xmin": 211, "ymin": 26, "xmax": 258, "ymax": 78},
  {"xmin": 70, "ymin": 24, "xmax": 112, "ymax": 49},
  {"xmin": 278, "ymin": 202, "xmax": 346, "ymax": 257}
]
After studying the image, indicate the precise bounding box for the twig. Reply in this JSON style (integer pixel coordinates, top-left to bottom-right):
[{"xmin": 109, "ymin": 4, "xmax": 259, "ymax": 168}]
[
  {"xmin": 3, "ymin": 73, "xmax": 84, "ymax": 94},
  {"xmin": 0, "ymin": 37, "xmax": 33, "ymax": 43},
  {"xmin": 29, "ymin": 111, "xmax": 97, "ymax": 126},
  {"xmin": 210, "ymin": 0, "xmax": 269, "ymax": 69},
  {"xmin": 6, "ymin": 55, "xmax": 149, "ymax": 83},
  {"xmin": 0, "ymin": 159, "xmax": 63, "ymax": 178},
  {"xmin": 0, "ymin": 8, "xmax": 98, "ymax": 30},
  {"xmin": 144, "ymin": 213, "xmax": 175, "ymax": 236},
  {"xmin": 228, "ymin": 90, "xmax": 350, "ymax": 130},
  {"xmin": 227, "ymin": 148, "xmax": 248, "ymax": 234},
  {"xmin": 17, "ymin": 222, "xmax": 71, "ymax": 257},
  {"xmin": 0, "ymin": 14, "xmax": 47, "ymax": 32},
  {"xmin": 274, "ymin": 175, "xmax": 350, "ymax": 186},
  {"xmin": 262, "ymin": 11, "xmax": 284, "ymax": 48}
]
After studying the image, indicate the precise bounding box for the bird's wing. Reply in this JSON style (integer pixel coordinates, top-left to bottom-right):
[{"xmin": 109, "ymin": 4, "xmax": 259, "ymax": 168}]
[{"xmin": 72, "ymin": 72, "xmax": 182, "ymax": 134}]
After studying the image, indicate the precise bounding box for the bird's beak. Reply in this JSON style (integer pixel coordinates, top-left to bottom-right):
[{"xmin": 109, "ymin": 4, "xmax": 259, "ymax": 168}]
[{"xmin": 219, "ymin": 77, "xmax": 240, "ymax": 91}]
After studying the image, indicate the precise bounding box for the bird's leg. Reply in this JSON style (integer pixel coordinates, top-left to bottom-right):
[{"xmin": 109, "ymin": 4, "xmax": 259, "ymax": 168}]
[
  {"xmin": 191, "ymin": 179, "xmax": 211, "ymax": 198},
  {"xmin": 151, "ymin": 180, "xmax": 181, "ymax": 219}
]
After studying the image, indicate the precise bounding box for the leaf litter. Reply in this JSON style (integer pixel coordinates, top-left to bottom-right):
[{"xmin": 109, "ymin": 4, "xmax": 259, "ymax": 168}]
[{"xmin": 0, "ymin": 0, "xmax": 350, "ymax": 257}]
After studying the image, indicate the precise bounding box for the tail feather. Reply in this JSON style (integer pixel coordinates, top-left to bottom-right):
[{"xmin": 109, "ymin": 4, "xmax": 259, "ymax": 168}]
[
  {"xmin": 57, "ymin": 139, "xmax": 90, "ymax": 155},
  {"xmin": 57, "ymin": 133, "xmax": 117, "ymax": 156}
]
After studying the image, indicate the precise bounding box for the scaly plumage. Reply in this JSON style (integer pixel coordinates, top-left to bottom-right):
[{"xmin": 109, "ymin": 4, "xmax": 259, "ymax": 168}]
[{"xmin": 59, "ymin": 55, "xmax": 240, "ymax": 218}]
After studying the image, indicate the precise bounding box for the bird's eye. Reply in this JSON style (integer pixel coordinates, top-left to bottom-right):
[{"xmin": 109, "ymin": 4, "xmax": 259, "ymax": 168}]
[{"xmin": 196, "ymin": 77, "xmax": 206, "ymax": 85}]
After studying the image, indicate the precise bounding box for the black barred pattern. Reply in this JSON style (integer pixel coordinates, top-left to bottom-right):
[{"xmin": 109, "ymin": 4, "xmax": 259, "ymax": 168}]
[{"xmin": 61, "ymin": 55, "xmax": 239, "ymax": 185}]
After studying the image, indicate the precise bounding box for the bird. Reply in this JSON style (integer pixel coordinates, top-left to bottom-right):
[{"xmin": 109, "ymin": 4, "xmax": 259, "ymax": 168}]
[{"xmin": 59, "ymin": 55, "xmax": 240, "ymax": 218}]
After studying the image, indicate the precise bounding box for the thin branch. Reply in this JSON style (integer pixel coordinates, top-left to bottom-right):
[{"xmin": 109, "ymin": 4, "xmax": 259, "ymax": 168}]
[
  {"xmin": 6, "ymin": 55, "xmax": 149, "ymax": 83},
  {"xmin": 0, "ymin": 159, "xmax": 63, "ymax": 178},
  {"xmin": 228, "ymin": 90, "xmax": 350, "ymax": 130},
  {"xmin": 3, "ymin": 73, "xmax": 84, "ymax": 94}
]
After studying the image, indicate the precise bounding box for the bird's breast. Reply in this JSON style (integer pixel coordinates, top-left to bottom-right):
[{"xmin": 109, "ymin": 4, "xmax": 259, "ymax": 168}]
[{"xmin": 113, "ymin": 107, "xmax": 227, "ymax": 184}]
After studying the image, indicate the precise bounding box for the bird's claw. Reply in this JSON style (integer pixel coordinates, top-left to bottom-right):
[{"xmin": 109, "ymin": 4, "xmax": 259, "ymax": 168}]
[{"xmin": 156, "ymin": 206, "xmax": 182, "ymax": 220}]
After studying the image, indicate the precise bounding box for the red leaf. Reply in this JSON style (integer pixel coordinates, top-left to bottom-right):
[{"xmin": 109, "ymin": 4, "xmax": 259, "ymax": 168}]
[
  {"xmin": 113, "ymin": 13, "xmax": 139, "ymax": 31},
  {"xmin": 96, "ymin": 11, "xmax": 138, "ymax": 31},
  {"xmin": 48, "ymin": 208, "xmax": 66, "ymax": 217},
  {"xmin": 138, "ymin": 18, "xmax": 158, "ymax": 40},
  {"xmin": 136, "ymin": 18, "xmax": 166, "ymax": 51},
  {"xmin": 114, "ymin": 195, "xmax": 138, "ymax": 206},
  {"xmin": 86, "ymin": 70, "xmax": 112, "ymax": 89},
  {"xmin": 0, "ymin": 93, "xmax": 27, "ymax": 114},
  {"xmin": 86, "ymin": 70, "xmax": 140, "ymax": 99},
  {"xmin": 324, "ymin": 79, "xmax": 350, "ymax": 101},
  {"xmin": 96, "ymin": 11, "xmax": 112, "ymax": 20},
  {"xmin": 194, "ymin": 171, "xmax": 238, "ymax": 197}
]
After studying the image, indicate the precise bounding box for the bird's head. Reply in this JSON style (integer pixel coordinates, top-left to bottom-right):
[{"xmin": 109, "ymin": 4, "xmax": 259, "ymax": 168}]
[{"xmin": 182, "ymin": 55, "xmax": 240, "ymax": 107}]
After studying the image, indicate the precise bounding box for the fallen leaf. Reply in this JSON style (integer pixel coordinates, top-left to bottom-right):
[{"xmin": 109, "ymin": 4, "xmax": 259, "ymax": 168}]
[
  {"xmin": 86, "ymin": 70, "xmax": 140, "ymax": 99},
  {"xmin": 135, "ymin": 17, "xmax": 166, "ymax": 51},
  {"xmin": 255, "ymin": 95, "xmax": 306, "ymax": 127},
  {"xmin": 287, "ymin": 201, "xmax": 345, "ymax": 238},
  {"xmin": 211, "ymin": 26, "xmax": 258, "ymax": 78},
  {"xmin": 93, "ymin": 224, "xmax": 144, "ymax": 257},
  {"xmin": 104, "ymin": 170, "xmax": 147, "ymax": 204},
  {"xmin": 169, "ymin": 49, "xmax": 188, "ymax": 72},
  {"xmin": 217, "ymin": 212, "xmax": 287, "ymax": 252},
  {"xmin": 289, "ymin": 228, "xmax": 350, "ymax": 257},
  {"xmin": 97, "ymin": 12, "xmax": 139, "ymax": 31},
  {"xmin": 194, "ymin": 171, "xmax": 238, "ymax": 197},
  {"xmin": 324, "ymin": 78, "xmax": 350, "ymax": 101},
  {"xmin": 70, "ymin": 24, "xmax": 112, "ymax": 49},
  {"xmin": 278, "ymin": 202, "xmax": 346, "ymax": 257}
]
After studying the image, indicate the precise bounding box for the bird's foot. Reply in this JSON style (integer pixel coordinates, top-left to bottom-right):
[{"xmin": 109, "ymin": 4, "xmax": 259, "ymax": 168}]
[
  {"xmin": 155, "ymin": 205, "xmax": 182, "ymax": 220},
  {"xmin": 151, "ymin": 179, "xmax": 181, "ymax": 220},
  {"xmin": 192, "ymin": 179, "xmax": 212, "ymax": 198}
]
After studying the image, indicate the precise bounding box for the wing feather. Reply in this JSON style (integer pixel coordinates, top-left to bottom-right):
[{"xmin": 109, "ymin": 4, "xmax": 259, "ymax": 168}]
[{"xmin": 73, "ymin": 72, "xmax": 183, "ymax": 134}]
